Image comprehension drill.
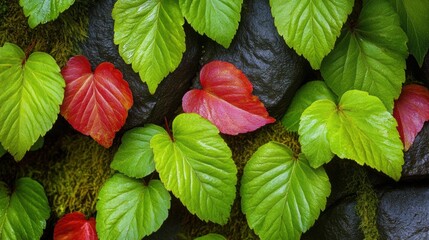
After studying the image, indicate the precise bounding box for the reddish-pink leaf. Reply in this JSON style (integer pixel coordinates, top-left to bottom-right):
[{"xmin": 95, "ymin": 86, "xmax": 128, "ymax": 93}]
[
  {"xmin": 182, "ymin": 61, "xmax": 275, "ymax": 135},
  {"xmin": 54, "ymin": 212, "xmax": 97, "ymax": 240},
  {"xmin": 393, "ymin": 84, "xmax": 429, "ymax": 151},
  {"xmin": 61, "ymin": 55, "xmax": 133, "ymax": 148}
]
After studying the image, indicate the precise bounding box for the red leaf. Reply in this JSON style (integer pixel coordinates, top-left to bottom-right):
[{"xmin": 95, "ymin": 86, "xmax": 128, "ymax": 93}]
[
  {"xmin": 393, "ymin": 84, "xmax": 429, "ymax": 151},
  {"xmin": 61, "ymin": 55, "xmax": 133, "ymax": 148},
  {"xmin": 182, "ymin": 61, "xmax": 275, "ymax": 135},
  {"xmin": 54, "ymin": 212, "xmax": 97, "ymax": 240}
]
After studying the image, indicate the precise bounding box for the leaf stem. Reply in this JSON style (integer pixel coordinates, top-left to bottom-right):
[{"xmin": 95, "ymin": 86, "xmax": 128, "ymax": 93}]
[
  {"xmin": 22, "ymin": 40, "xmax": 36, "ymax": 65},
  {"xmin": 164, "ymin": 117, "xmax": 174, "ymax": 142}
]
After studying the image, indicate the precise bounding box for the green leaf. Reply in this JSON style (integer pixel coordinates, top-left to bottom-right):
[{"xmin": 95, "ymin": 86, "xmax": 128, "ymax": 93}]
[
  {"xmin": 300, "ymin": 90, "xmax": 404, "ymax": 180},
  {"xmin": 241, "ymin": 142, "xmax": 331, "ymax": 240},
  {"xmin": 321, "ymin": 0, "xmax": 408, "ymax": 111},
  {"xmin": 270, "ymin": 0, "xmax": 354, "ymax": 69},
  {"xmin": 19, "ymin": 0, "xmax": 75, "ymax": 28},
  {"xmin": 29, "ymin": 137, "xmax": 44, "ymax": 151},
  {"xmin": 179, "ymin": 0, "xmax": 242, "ymax": 48},
  {"xmin": 0, "ymin": 43, "xmax": 65, "ymax": 161},
  {"xmin": 299, "ymin": 100, "xmax": 336, "ymax": 168},
  {"xmin": 0, "ymin": 178, "xmax": 50, "ymax": 240},
  {"xmin": 390, "ymin": 0, "xmax": 429, "ymax": 66},
  {"xmin": 194, "ymin": 233, "xmax": 227, "ymax": 240},
  {"xmin": 113, "ymin": 0, "xmax": 185, "ymax": 94},
  {"xmin": 96, "ymin": 174, "xmax": 171, "ymax": 240},
  {"xmin": 111, "ymin": 125, "xmax": 166, "ymax": 178},
  {"xmin": 282, "ymin": 80, "xmax": 337, "ymax": 132},
  {"xmin": 151, "ymin": 113, "xmax": 237, "ymax": 224}
]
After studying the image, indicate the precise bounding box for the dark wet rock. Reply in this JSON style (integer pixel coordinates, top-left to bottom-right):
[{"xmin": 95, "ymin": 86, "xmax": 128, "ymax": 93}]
[
  {"xmin": 81, "ymin": 0, "xmax": 201, "ymax": 129},
  {"xmin": 402, "ymin": 122, "xmax": 429, "ymax": 179},
  {"xmin": 302, "ymin": 198, "xmax": 364, "ymax": 240},
  {"xmin": 377, "ymin": 185, "xmax": 429, "ymax": 240},
  {"xmin": 200, "ymin": 0, "xmax": 308, "ymax": 119}
]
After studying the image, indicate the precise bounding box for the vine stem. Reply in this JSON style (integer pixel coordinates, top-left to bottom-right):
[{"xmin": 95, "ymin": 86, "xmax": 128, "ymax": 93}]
[
  {"xmin": 22, "ymin": 40, "xmax": 36, "ymax": 65},
  {"xmin": 164, "ymin": 116, "xmax": 174, "ymax": 142}
]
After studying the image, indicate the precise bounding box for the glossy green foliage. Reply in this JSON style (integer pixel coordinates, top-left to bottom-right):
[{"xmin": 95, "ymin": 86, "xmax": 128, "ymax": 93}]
[
  {"xmin": 179, "ymin": 0, "xmax": 242, "ymax": 48},
  {"xmin": 300, "ymin": 90, "xmax": 404, "ymax": 180},
  {"xmin": 241, "ymin": 142, "xmax": 331, "ymax": 240},
  {"xmin": 96, "ymin": 174, "xmax": 171, "ymax": 240},
  {"xmin": 321, "ymin": 0, "xmax": 408, "ymax": 111},
  {"xmin": 0, "ymin": 178, "xmax": 50, "ymax": 240},
  {"xmin": 0, "ymin": 43, "xmax": 64, "ymax": 161},
  {"xmin": 270, "ymin": 0, "xmax": 354, "ymax": 69},
  {"xmin": 19, "ymin": 0, "xmax": 75, "ymax": 28},
  {"xmin": 390, "ymin": 0, "xmax": 429, "ymax": 66},
  {"xmin": 112, "ymin": 0, "xmax": 185, "ymax": 94},
  {"xmin": 151, "ymin": 113, "xmax": 237, "ymax": 224},
  {"xmin": 111, "ymin": 124, "xmax": 166, "ymax": 178}
]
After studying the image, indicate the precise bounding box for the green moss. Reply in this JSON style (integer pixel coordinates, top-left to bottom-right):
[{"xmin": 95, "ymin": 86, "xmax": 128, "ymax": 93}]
[
  {"xmin": 354, "ymin": 169, "xmax": 380, "ymax": 240},
  {"xmin": 18, "ymin": 134, "xmax": 115, "ymax": 219},
  {"xmin": 181, "ymin": 122, "xmax": 300, "ymax": 239},
  {"xmin": 0, "ymin": 0, "xmax": 94, "ymax": 67}
]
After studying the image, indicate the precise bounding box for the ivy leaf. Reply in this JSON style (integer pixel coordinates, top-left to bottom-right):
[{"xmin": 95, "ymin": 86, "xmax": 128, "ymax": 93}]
[
  {"xmin": 111, "ymin": 124, "xmax": 166, "ymax": 178},
  {"xmin": 150, "ymin": 113, "xmax": 237, "ymax": 224},
  {"xmin": 390, "ymin": 0, "xmax": 429, "ymax": 66},
  {"xmin": 60, "ymin": 55, "xmax": 133, "ymax": 148},
  {"xmin": 113, "ymin": 0, "xmax": 185, "ymax": 94},
  {"xmin": 241, "ymin": 142, "xmax": 331, "ymax": 240},
  {"xmin": 194, "ymin": 233, "xmax": 227, "ymax": 240},
  {"xmin": 96, "ymin": 174, "xmax": 171, "ymax": 240},
  {"xmin": 270, "ymin": 0, "xmax": 354, "ymax": 69},
  {"xmin": 282, "ymin": 80, "xmax": 337, "ymax": 132},
  {"xmin": 300, "ymin": 90, "xmax": 404, "ymax": 180},
  {"xmin": 19, "ymin": 0, "xmax": 75, "ymax": 28},
  {"xmin": 182, "ymin": 61, "xmax": 275, "ymax": 135},
  {"xmin": 0, "ymin": 42, "xmax": 64, "ymax": 161},
  {"xmin": 321, "ymin": 0, "xmax": 408, "ymax": 111},
  {"xmin": 393, "ymin": 84, "xmax": 429, "ymax": 151},
  {"xmin": 179, "ymin": 0, "xmax": 242, "ymax": 48},
  {"xmin": 54, "ymin": 212, "xmax": 97, "ymax": 240},
  {"xmin": 0, "ymin": 178, "xmax": 50, "ymax": 240}
]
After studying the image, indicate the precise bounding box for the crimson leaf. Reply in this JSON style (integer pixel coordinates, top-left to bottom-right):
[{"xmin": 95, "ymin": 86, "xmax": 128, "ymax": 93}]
[
  {"xmin": 60, "ymin": 55, "xmax": 133, "ymax": 148},
  {"xmin": 54, "ymin": 212, "xmax": 97, "ymax": 240},
  {"xmin": 182, "ymin": 61, "xmax": 275, "ymax": 135},
  {"xmin": 393, "ymin": 84, "xmax": 429, "ymax": 151}
]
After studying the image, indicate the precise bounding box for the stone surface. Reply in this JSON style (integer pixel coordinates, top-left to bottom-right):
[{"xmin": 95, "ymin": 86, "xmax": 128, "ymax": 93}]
[
  {"xmin": 377, "ymin": 185, "xmax": 429, "ymax": 240},
  {"xmin": 200, "ymin": 0, "xmax": 308, "ymax": 119},
  {"xmin": 402, "ymin": 122, "xmax": 429, "ymax": 179},
  {"xmin": 81, "ymin": 0, "xmax": 201, "ymax": 130},
  {"xmin": 302, "ymin": 198, "xmax": 364, "ymax": 240}
]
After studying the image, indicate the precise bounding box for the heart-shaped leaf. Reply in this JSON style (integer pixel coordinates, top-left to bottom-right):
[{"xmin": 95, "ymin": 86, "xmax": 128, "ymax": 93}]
[
  {"xmin": 113, "ymin": 0, "xmax": 185, "ymax": 94},
  {"xmin": 54, "ymin": 212, "xmax": 97, "ymax": 240},
  {"xmin": 150, "ymin": 113, "xmax": 237, "ymax": 224},
  {"xmin": 270, "ymin": 0, "xmax": 354, "ymax": 69},
  {"xmin": 393, "ymin": 84, "xmax": 429, "ymax": 151},
  {"xmin": 111, "ymin": 124, "xmax": 166, "ymax": 178},
  {"xmin": 241, "ymin": 142, "xmax": 331, "ymax": 240},
  {"xmin": 60, "ymin": 55, "xmax": 133, "ymax": 148},
  {"xmin": 300, "ymin": 90, "xmax": 404, "ymax": 180},
  {"xmin": 321, "ymin": 0, "xmax": 408, "ymax": 111},
  {"xmin": 390, "ymin": 0, "xmax": 429, "ymax": 66},
  {"xmin": 179, "ymin": 0, "xmax": 243, "ymax": 48},
  {"xmin": 19, "ymin": 0, "xmax": 75, "ymax": 28},
  {"xmin": 194, "ymin": 233, "xmax": 227, "ymax": 240},
  {"xmin": 96, "ymin": 174, "xmax": 171, "ymax": 240},
  {"xmin": 0, "ymin": 42, "xmax": 65, "ymax": 161},
  {"xmin": 182, "ymin": 61, "xmax": 275, "ymax": 135},
  {"xmin": 0, "ymin": 178, "xmax": 50, "ymax": 240}
]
